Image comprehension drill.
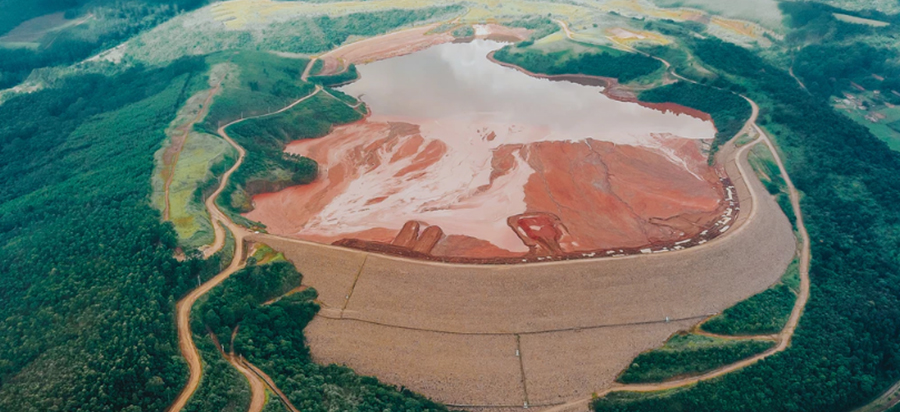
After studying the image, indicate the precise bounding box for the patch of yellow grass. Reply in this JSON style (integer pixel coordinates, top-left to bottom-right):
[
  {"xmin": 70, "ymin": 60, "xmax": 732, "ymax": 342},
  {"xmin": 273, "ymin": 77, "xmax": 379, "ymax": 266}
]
[
  {"xmin": 212, "ymin": 0, "xmax": 460, "ymax": 30},
  {"xmin": 710, "ymin": 16, "xmax": 765, "ymax": 39},
  {"xmin": 603, "ymin": 0, "xmax": 773, "ymax": 42},
  {"xmin": 606, "ymin": 27, "xmax": 671, "ymax": 47},
  {"xmin": 167, "ymin": 132, "xmax": 234, "ymax": 247},
  {"xmin": 251, "ymin": 243, "xmax": 287, "ymax": 264}
]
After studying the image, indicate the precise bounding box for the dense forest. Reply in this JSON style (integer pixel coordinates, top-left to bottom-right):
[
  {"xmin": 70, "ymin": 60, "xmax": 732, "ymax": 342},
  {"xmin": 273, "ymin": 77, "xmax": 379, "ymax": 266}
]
[
  {"xmin": 0, "ymin": 0, "xmax": 207, "ymax": 89},
  {"xmin": 639, "ymin": 82, "xmax": 752, "ymax": 154},
  {"xmin": 0, "ymin": 57, "xmax": 217, "ymax": 411},
  {"xmin": 493, "ymin": 43, "xmax": 664, "ymax": 83},
  {"xmin": 780, "ymin": 2, "xmax": 900, "ymax": 103},
  {"xmin": 617, "ymin": 334, "xmax": 774, "ymax": 384},
  {"xmin": 593, "ymin": 36, "xmax": 900, "ymax": 412},
  {"xmin": 0, "ymin": 45, "xmax": 447, "ymax": 411}
]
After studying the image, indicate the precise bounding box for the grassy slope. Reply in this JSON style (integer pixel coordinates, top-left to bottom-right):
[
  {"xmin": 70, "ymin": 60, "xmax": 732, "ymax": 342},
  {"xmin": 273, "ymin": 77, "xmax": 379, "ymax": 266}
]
[
  {"xmin": 617, "ymin": 333, "xmax": 775, "ymax": 384},
  {"xmin": 747, "ymin": 143, "xmax": 798, "ymax": 227},
  {"xmin": 701, "ymin": 258, "xmax": 800, "ymax": 335},
  {"xmin": 166, "ymin": 132, "xmax": 235, "ymax": 248}
]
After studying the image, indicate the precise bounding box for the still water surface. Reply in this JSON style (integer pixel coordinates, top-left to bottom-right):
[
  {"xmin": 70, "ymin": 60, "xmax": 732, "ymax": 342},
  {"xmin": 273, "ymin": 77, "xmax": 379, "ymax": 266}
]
[{"xmin": 340, "ymin": 40, "xmax": 716, "ymax": 145}]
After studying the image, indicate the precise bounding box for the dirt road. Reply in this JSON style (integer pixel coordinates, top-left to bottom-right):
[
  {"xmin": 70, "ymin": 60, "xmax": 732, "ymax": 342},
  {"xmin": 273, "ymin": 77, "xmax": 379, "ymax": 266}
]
[
  {"xmin": 852, "ymin": 379, "xmax": 900, "ymax": 412},
  {"xmin": 167, "ymin": 82, "xmax": 323, "ymax": 412},
  {"xmin": 171, "ymin": 25, "xmax": 810, "ymax": 411},
  {"xmin": 527, "ymin": 27, "xmax": 812, "ymax": 408}
]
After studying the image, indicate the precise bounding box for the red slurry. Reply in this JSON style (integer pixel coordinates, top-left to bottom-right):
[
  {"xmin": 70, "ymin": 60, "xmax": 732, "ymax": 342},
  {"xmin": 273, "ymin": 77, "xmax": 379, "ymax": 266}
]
[{"xmin": 245, "ymin": 116, "xmax": 730, "ymax": 262}]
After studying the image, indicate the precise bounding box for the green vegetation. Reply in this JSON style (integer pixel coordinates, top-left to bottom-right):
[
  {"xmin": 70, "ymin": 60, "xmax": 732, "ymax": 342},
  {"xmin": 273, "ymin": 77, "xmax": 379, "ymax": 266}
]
[
  {"xmin": 251, "ymin": 244, "xmax": 287, "ymax": 265},
  {"xmin": 747, "ymin": 143, "xmax": 797, "ymax": 227},
  {"xmin": 452, "ymin": 25, "xmax": 475, "ymax": 38},
  {"xmin": 507, "ymin": 16, "xmax": 560, "ymax": 41},
  {"xmin": 794, "ymin": 43, "xmax": 899, "ymax": 102},
  {"xmin": 259, "ymin": 5, "xmax": 465, "ymax": 54},
  {"xmin": 198, "ymin": 261, "xmax": 301, "ymax": 338},
  {"xmin": 639, "ymin": 81, "xmax": 752, "ymax": 154},
  {"xmin": 198, "ymin": 262, "xmax": 454, "ymax": 412},
  {"xmin": 183, "ymin": 333, "xmax": 251, "ymax": 412},
  {"xmin": 493, "ymin": 41, "xmax": 664, "ymax": 83},
  {"xmin": 781, "ymin": 2, "xmax": 900, "ymax": 101},
  {"xmin": 0, "ymin": 0, "xmax": 205, "ymax": 89},
  {"xmin": 0, "ymin": 57, "xmax": 225, "ymax": 411},
  {"xmin": 132, "ymin": 5, "xmax": 464, "ymax": 66},
  {"xmin": 636, "ymin": 42, "xmax": 721, "ymax": 83},
  {"xmin": 192, "ymin": 51, "xmax": 362, "ymax": 216},
  {"xmin": 0, "ymin": 41, "xmax": 442, "ymax": 409},
  {"xmin": 308, "ymin": 64, "xmax": 359, "ymax": 87},
  {"xmin": 262, "ymin": 396, "xmax": 288, "ymax": 412},
  {"xmin": 202, "ymin": 51, "xmax": 317, "ymax": 130},
  {"xmin": 221, "ymin": 91, "xmax": 363, "ymax": 213},
  {"xmin": 154, "ymin": 131, "xmax": 235, "ymax": 249},
  {"xmin": 593, "ymin": 34, "xmax": 900, "ymax": 412},
  {"xmin": 702, "ymin": 258, "xmax": 800, "ymax": 336},
  {"xmin": 617, "ymin": 333, "xmax": 775, "ymax": 384}
]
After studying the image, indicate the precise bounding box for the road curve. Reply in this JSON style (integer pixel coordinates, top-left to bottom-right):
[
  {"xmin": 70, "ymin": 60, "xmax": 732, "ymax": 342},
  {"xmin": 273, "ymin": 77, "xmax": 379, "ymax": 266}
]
[
  {"xmin": 536, "ymin": 91, "xmax": 809, "ymax": 412},
  {"xmin": 508, "ymin": 20, "xmax": 811, "ymax": 412},
  {"xmin": 172, "ymin": 24, "xmax": 810, "ymax": 411},
  {"xmin": 167, "ymin": 84, "xmax": 323, "ymax": 412},
  {"xmin": 226, "ymin": 354, "xmax": 267, "ymax": 412},
  {"xmin": 239, "ymin": 357, "xmax": 302, "ymax": 412}
]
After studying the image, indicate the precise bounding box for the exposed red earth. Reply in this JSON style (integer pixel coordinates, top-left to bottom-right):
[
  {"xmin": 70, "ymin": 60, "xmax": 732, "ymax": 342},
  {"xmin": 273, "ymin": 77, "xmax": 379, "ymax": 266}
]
[
  {"xmin": 242, "ymin": 31, "xmax": 741, "ymax": 263},
  {"xmin": 315, "ymin": 23, "xmax": 530, "ymax": 76},
  {"xmin": 245, "ymin": 115, "xmax": 736, "ymax": 263}
]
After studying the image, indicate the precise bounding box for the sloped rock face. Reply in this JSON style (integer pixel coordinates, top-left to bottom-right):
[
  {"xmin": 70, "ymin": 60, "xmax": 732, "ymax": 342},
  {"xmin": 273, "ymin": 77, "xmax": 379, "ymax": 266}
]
[{"xmin": 244, "ymin": 114, "xmax": 730, "ymax": 262}]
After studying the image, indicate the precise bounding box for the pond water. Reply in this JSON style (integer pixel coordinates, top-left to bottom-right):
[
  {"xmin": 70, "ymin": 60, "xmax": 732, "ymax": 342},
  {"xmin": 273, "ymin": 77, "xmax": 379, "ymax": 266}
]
[
  {"xmin": 339, "ymin": 40, "xmax": 715, "ymax": 145},
  {"xmin": 247, "ymin": 40, "xmax": 725, "ymax": 260}
]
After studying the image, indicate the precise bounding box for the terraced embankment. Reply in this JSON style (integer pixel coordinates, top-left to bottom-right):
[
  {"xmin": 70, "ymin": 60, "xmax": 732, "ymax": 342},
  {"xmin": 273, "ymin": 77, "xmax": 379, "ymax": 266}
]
[
  {"xmin": 169, "ymin": 25, "xmax": 805, "ymax": 412},
  {"xmin": 249, "ymin": 128, "xmax": 797, "ymax": 408},
  {"xmin": 237, "ymin": 24, "xmax": 800, "ymax": 409}
]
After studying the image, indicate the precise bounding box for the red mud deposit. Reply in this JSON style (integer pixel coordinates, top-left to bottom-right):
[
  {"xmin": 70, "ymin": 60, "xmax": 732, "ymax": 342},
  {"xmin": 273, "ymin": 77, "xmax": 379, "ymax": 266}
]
[
  {"xmin": 245, "ymin": 115, "xmax": 734, "ymax": 263},
  {"xmin": 243, "ymin": 39, "xmax": 735, "ymax": 263},
  {"xmin": 317, "ymin": 24, "xmax": 530, "ymax": 76},
  {"xmin": 317, "ymin": 25, "xmax": 455, "ymax": 75}
]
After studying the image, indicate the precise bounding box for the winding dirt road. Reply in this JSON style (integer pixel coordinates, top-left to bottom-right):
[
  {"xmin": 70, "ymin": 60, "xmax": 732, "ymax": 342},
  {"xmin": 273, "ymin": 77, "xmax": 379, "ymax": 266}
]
[
  {"xmin": 170, "ymin": 23, "xmax": 811, "ymax": 412},
  {"xmin": 530, "ymin": 21, "xmax": 811, "ymax": 412},
  {"xmin": 168, "ymin": 84, "xmax": 323, "ymax": 412}
]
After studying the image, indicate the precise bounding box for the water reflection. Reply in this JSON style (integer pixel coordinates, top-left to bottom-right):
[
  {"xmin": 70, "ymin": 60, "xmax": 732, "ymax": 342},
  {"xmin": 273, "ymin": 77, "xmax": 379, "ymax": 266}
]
[{"xmin": 340, "ymin": 40, "xmax": 715, "ymax": 145}]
